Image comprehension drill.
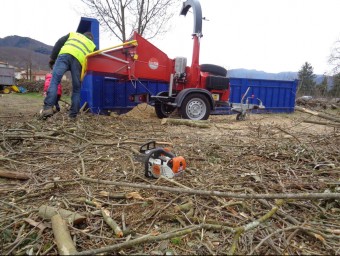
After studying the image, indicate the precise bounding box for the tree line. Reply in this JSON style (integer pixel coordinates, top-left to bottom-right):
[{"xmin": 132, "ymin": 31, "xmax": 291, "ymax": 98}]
[{"xmin": 298, "ymin": 61, "xmax": 340, "ymax": 98}]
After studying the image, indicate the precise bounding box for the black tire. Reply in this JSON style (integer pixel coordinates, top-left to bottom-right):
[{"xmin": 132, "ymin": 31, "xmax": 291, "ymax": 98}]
[
  {"xmin": 180, "ymin": 93, "xmax": 210, "ymax": 120},
  {"xmin": 155, "ymin": 101, "xmax": 176, "ymax": 119},
  {"xmin": 200, "ymin": 64, "xmax": 227, "ymax": 77}
]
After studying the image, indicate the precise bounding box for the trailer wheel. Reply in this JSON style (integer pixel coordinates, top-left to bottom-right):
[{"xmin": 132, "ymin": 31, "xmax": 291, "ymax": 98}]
[
  {"xmin": 200, "ymin": 64, "xmax": 227, "ymax": 77},
  {"xmin": 180, "ymin": 93, "xmax": 210, "ymax": 120},
  {"xmin": 155, "ymin": 101, "xmax": 176, "ymax": 119}
]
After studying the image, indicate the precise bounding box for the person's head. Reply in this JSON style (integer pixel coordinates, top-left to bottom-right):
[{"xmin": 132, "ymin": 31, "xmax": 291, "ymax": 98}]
[{"xmin": 83, "ymin": 32, "xmax": 94, "ymax": 41}]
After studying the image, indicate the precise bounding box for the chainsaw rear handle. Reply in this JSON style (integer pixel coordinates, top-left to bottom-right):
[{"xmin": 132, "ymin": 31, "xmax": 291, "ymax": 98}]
[
  {"xmin": 139, "ymin": 140, "xmax": 156, "ymax": 154},
  {"xmin": 145, "ymin": 148, "xmax": 176, "ymax": 163}
]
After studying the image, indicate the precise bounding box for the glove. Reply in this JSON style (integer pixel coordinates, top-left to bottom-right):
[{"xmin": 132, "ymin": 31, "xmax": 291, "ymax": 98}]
[{"xmin": 49, "ymin": 59, "xmax": 55, "ymax": 69}]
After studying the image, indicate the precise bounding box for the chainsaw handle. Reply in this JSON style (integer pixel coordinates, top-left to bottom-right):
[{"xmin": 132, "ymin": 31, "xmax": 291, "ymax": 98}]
[
  {"xmin": 147, "ymin": 148, "xmax": 175, "ymax": 159},
  {"xmin": 139, "ymin": 140, "xmax": 156, "ymax": 153}
]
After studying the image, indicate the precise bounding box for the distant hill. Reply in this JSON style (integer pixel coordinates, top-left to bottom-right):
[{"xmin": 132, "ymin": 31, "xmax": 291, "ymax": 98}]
[
  {"xmin": 228, "ymin": 68, "xmax": 324, "ymax": 84},
  {"xmin": 0, "ymin": 35, "xmax": 52, "ymax": 55},
  {"xmin": 0, "ymin": 35, "xmax": 52, "ymax": 70},
  {"xmin": 0, "ymin": 35, "xmax": 325, "ymax": 84}
]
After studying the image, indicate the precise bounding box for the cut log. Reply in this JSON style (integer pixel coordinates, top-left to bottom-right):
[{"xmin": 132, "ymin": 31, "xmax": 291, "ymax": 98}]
[
  {"xmin": 331, "ymin": 104, "xmax": 338, "ymax": 110},
  {"xmin": 38, "ymin": 205, "xmax": 86, "ymax": 225},
  {"xmin": 0, "ymin": 169, "xmax": 30, "ymax": 180},
  {"xmin": 295, "ymin": 106, "xmax": 340, "ymax": 123},
  {"xmin": 101, "ymin": 208, "xmax": 123, "ymax": 237},
  {"xmin": 51, "ymin": 214, "xmax": 78, "ymax": 255},
  {"xmin": 161, "ymin": 118, "xmax": 211, "ymax": 128}
]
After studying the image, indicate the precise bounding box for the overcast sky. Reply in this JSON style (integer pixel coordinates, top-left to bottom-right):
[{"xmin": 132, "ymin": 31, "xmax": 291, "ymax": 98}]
[{"xmin": 1, "ymin": 0, "xmax": 339, "ymax": 75}]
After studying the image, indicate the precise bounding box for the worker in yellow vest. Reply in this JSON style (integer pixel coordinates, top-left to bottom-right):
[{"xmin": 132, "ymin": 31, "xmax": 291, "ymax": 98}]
[{"xmin": 40, "ymin": 32, "xmax": 97, "ymax": 120}]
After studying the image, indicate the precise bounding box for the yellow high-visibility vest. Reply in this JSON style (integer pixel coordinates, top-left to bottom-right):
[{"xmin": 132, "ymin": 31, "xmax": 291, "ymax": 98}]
[{"xmin": 59, "ymin": 32, "xmax": 96, "ymax": 67}]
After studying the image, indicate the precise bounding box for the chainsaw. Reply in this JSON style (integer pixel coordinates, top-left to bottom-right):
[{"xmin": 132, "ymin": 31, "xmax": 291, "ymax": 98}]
[{"xmin": 137, "ymin": 141, "xmax": 186, "ymax": 179}]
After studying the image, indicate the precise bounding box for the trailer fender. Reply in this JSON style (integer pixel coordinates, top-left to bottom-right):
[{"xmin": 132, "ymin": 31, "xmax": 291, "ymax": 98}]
[
  {"xmin": 155, "ymin": 91, "xmax": 169, "ymax": 97},
  {"xmin": 174, "ymin": 88, "xmax": 215, "ymax": 109},
  {"xmin": 151, "ymin": 91, "xmax": 174, "ymax": 103}
]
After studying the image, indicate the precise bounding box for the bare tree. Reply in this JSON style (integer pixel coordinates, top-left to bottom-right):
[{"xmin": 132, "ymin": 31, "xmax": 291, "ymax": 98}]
[
  {"xmin": 22, "ymin": 52, "xmax": 33, "ymax": 81},
  {"xmin": 328, "ymin": 37, "xmax": 340, "ymax": 74},
  {"xmin": 80, "ymin": 0, "xmax": 180, "ymax": 42}
]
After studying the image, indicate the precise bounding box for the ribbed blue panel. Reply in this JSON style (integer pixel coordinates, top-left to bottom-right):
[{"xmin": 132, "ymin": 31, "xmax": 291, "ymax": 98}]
[
  {"xmin": 228, "ymin": 77, "xmax": 298, "ymax": 113},
  {"xmin": 81, "ymin": 74, "xmax": 298, "ymax": 115},
  {"xmin": 81, "ymin": 74, "xmax": 168, "ymax": 114}
]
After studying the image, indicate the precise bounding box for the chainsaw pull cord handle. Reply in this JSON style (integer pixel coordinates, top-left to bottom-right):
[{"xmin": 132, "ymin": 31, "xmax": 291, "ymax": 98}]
[{"xmin": 144, "ymin": 148, "xmax": 176, "ymax": 178}]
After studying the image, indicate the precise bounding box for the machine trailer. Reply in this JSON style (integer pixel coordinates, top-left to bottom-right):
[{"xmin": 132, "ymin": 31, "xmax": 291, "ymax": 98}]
[
  {"xmin": 79, "ymin": 0, "xmax": 297, "ymax": 120},
  {"xmin": 80, "ymin": 0, "xmax": 235, "ymax": 121}
]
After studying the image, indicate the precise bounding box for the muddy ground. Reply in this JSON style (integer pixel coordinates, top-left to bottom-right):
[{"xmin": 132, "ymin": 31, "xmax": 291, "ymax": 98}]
[{"xmin": 0, "ymin": 93, "xmax": 339, "ymax": 255}]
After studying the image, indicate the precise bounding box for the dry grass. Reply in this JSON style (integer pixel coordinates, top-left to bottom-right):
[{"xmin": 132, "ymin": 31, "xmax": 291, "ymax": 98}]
[{"xmin": 0, "ymin": 95, "xmax": 339, "ymax": 255}]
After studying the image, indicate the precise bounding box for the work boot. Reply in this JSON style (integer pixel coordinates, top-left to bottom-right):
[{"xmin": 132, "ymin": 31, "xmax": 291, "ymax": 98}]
[{"xmin": 39, "ymin": 108, "xmax": 54, "ymax": 120}]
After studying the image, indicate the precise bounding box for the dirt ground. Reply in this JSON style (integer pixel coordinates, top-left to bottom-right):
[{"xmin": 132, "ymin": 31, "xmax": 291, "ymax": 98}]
[
  {"xmin": 0, "ymin": 93, "xmax": 339, "ymax": 255},
  {"xmin": 0, "ymin": 93, "xmax": 43, "ymax": 116}
]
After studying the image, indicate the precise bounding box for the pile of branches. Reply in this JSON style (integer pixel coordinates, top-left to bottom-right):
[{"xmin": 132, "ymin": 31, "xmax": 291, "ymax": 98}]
[
  {"xmin": 17, "ymin": 80, "xmax": 72, "ymax": 95},
  {"xmin": 0, "ymin": 110, "xmax": 339, "ymax": 255},
  {"xmin": 296, "ymin": 96, "xmax": 340, "ymax": 110},
  {"xmin": 17, "ymin": 80, "xmax": 44, "ymax": 93}
]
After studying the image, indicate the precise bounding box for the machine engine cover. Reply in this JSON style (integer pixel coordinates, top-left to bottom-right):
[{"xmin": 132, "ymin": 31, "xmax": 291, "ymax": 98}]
[{"xmin": 205, "ymin": 75, "xmax": 230, "ymax": 90}]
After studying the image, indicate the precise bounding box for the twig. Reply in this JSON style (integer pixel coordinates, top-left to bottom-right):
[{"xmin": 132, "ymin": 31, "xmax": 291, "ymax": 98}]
[
  {"xmin": 0, "ymin": 200, "xmax": 26, "ymax": 213},
  {"xmin": 250, "ymin": 226, "xmax": 301, "ymax": 254},
  {"xmin": 79, "ymin": 154, "xmax": 86, "ymax": 176},
  {"xmin": 228, "ymin": 200, "xmax": 285, "ymax": 255}
]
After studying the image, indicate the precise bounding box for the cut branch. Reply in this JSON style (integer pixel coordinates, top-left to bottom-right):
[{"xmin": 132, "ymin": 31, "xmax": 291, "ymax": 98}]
[
  {"xmin": 161, "ymin": 118, "xmax": 211, "ymax": 128},
  {"xmin": 101, "ymin": 208, "xmax": 123, "ymax": 237},
  {"xmin": 0, "ymin": 169, "xmax": 30, "ymax": 180},
  {"xmin": 295, "ymin": 106, "xmax": 340, "ymax": 123},
  {"xmin": 79, "ymin": 176, "xmax": 340, "ymax": 200},
  {"xmin": 51, "ymin": 214, "xmax": 78, "ymax": 255},
  {"xmin": 38, "ymin": 205, "xmax": 86, "ymax": 225},
  {"xmin": 303, "ymin": 120, "xmax": 340, "ymax": 127},
  {"xmin": 74, "ymin": 224, "xmax": 234, "ymax": 255}
]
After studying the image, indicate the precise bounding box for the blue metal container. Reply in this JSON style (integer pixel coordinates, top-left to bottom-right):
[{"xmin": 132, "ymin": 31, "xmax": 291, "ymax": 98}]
[
  {"xmin": 82, "ymin": 76, "xmax": 298, "ymax": 115},
  {"xmin": 228, "ymin": 77, "xmax": 299, "ymax": 113},
  {"xmin": 212, "ymin": 77, "xmax": 298, "ymax": 115},
  {"xmin": 81, "ymin": 74, "xmax": 169, "ymax": 114}
]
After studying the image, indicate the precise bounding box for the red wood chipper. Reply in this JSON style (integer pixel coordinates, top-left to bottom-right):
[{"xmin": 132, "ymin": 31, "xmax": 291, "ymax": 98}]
[{"xmin": 81, "ymin": 0, "xmax": 231, "ymax": 120}]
